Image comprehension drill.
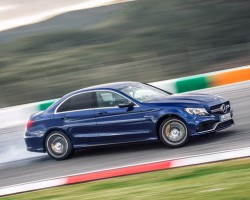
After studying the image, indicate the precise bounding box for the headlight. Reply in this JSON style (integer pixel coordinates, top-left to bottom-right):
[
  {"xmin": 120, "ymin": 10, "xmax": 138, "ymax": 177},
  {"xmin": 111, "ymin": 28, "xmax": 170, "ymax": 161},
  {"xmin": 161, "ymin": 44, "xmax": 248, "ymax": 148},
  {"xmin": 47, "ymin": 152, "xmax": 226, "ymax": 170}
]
[{"xmin": 185, "ymin": 108, "xmax": 208, "ymax": 116}]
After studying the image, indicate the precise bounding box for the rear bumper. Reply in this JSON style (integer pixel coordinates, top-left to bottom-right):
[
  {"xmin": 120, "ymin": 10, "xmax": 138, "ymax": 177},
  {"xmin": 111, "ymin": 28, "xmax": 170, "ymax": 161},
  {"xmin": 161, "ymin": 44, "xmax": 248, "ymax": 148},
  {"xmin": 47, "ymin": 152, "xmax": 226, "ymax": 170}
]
[{"xmin": 24, "ymin": 136, "xmax": 46, "ymax": 153}]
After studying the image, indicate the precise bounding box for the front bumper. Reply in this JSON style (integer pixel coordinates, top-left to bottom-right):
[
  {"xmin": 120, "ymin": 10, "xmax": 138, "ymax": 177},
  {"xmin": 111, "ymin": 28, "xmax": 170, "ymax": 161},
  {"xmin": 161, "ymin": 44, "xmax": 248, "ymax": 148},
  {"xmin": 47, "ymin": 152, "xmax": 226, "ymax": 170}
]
[
  {"xmin": 196, "ymin": 119, "xmax": 234, "ymax": 134},
  {"xmin": 188, "ymin": 110, "xmax": 234, "ymax": 136}
]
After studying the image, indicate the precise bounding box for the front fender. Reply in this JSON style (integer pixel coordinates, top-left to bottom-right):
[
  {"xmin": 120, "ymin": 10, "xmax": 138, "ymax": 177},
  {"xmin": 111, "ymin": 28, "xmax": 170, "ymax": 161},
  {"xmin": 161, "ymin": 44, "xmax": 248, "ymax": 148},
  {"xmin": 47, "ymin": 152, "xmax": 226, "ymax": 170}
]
[
  {"xmin": 143, "ymin": 107, "xmax": 197, "ymax": 136},
  {"xmin": 156, "ymin": 108, "xmax": 200, "ymax": 136},
  {"xmin": 153, "ymin": 108, "xmax": 190, "ymax": 123}
]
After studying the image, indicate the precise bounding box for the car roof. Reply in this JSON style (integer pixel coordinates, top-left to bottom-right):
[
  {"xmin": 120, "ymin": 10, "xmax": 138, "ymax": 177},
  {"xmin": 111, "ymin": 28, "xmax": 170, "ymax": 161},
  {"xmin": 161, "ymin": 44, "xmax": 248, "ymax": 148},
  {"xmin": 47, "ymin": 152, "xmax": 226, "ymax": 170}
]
[
  {"xmin": 46, "ymin": 82, "xmax": 142, "ymax": 113},
  {"xmin": 69, "ymin": 81, "xmax": 140, "ymax": 95}
]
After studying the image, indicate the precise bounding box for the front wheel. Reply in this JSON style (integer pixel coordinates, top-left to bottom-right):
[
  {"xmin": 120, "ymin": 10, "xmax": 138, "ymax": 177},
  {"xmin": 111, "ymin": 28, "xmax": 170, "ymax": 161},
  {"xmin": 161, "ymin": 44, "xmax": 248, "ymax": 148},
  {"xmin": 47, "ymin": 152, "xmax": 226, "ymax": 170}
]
[
  {"xmin": 45, "ymin": 131, "xmax": 74, "ymax": 160},
  {"xmin": 159, "ymin": 117, "xmax": 189, "ymax": 147}
]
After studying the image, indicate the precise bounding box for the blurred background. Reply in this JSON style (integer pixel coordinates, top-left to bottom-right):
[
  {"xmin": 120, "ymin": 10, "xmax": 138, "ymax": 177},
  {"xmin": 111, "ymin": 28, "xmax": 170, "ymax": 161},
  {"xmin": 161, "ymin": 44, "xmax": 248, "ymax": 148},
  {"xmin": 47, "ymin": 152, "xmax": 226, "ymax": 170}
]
[{"xmin": 0, "ymin": 0, "xmax": 250, "ymax": 108}]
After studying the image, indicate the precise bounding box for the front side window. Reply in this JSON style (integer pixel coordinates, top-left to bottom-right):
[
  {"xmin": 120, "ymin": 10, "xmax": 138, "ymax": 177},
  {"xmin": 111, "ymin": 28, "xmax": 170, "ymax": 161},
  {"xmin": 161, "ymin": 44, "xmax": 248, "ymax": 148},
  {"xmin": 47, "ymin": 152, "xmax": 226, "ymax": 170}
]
[
  {"xmin": 57, "ymin": 92, "xmax": 92, "ymax": 112},
  {"xmin": 118, "ymin": 83, "xmax": 170, "ymax": 103},
  {"xmin": 95, "ymin": 91, "xmax": 130, "ymax": 108}
]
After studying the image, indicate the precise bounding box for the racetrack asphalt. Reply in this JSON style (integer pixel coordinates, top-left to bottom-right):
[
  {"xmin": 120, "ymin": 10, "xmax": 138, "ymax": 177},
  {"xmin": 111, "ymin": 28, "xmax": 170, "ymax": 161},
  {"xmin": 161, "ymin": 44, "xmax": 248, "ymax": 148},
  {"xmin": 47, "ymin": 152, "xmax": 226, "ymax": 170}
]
[{"xmin": 0, "ymin": 81, "xmax": 249, "ymax": 188}]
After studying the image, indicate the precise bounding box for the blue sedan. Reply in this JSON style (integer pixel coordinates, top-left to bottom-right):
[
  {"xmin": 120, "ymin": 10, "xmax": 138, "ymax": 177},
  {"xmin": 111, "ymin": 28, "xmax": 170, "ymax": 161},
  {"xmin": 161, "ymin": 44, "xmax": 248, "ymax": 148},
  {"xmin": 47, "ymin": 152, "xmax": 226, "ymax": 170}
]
[{"xmin": 24, "ymin": 82, "xmax": 234, "ymax": 160}]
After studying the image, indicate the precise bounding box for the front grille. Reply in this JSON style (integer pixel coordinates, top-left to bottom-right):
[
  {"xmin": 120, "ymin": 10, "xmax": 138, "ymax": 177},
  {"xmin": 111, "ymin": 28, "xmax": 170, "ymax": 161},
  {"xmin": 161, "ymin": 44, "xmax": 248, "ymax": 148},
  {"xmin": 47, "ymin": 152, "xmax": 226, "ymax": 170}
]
[
  {"xmin": 210, "ymin": 101, "xmax": 230, "ymax": 114},
  {"xmin": 197, "ymin": 121, "xmax": 216, "ymax": 132},
  {"xmin": 216, "ymin": 119, "xmax": 234, "ymax": 130},
  {"xmin": 197, "ymin": 119, "xmax": 234, "ymax": 134}
]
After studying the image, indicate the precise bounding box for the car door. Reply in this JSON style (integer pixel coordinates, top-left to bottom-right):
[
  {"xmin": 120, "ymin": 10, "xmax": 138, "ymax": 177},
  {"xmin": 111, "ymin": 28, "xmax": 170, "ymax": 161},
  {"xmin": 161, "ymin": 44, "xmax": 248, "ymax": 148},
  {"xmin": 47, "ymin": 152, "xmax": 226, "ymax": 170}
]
[
  {"xmin": 54, "ymin": 92, "xmax": 98, "ymax": 147},
  {"xmin": 94, "ymin": 90, "xmax": 147, "ymax": 143}
]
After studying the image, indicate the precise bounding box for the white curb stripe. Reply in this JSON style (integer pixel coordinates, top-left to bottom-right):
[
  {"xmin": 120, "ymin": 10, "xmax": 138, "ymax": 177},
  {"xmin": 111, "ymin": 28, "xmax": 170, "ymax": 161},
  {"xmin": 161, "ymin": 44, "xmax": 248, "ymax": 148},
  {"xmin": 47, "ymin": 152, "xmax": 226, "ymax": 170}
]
[
  {"xmin": 150, "ymin": 79, "xmax": 177, "ymax": 93},
  {"xmin": 0, "ymin": 178, "xmax": 67, "ymax": 196},
  {"xmin": 172, "ymin": 147, "xmax": 250, "ymax": 168}
]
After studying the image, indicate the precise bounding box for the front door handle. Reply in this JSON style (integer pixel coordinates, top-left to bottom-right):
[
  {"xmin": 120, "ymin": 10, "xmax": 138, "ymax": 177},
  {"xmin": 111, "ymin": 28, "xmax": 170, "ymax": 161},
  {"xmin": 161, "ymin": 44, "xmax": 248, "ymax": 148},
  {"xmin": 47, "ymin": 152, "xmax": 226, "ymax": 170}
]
[
  {"xmin": 97, "ymin": 111, "xmax": 107, "ymax": 115},
  {"xmin": 60, "ymin": 117, "xmax": 68, "ymax": 120}
]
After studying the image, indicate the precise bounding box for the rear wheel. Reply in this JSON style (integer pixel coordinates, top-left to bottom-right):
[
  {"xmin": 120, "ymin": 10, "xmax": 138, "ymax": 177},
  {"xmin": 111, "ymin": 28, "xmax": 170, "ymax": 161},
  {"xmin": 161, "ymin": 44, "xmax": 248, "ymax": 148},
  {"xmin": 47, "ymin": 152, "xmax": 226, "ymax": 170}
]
[
  {"xmin": 45, "ymin": 131, "xmax": 73, "ymax": 160},
  {"xmin": 159, "ymin": 117, "xmax": 188, "ymax": 147}
]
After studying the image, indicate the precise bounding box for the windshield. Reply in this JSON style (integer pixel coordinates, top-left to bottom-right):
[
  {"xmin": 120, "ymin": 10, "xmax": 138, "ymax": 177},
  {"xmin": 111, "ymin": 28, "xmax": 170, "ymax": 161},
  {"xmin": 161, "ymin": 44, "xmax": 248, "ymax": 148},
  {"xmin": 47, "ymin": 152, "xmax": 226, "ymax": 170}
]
[{"xmin": 118, "ymin": 83, "xmax": 171, "ymax": 103}]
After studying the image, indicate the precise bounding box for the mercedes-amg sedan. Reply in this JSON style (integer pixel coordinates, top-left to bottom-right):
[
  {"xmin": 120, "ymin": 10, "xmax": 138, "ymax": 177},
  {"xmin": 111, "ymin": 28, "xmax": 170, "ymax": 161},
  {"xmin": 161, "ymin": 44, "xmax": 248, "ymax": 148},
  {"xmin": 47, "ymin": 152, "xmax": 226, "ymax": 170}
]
[{"xmin": 24, "ymin": 82, "xmax": 234, "ymax": 160}]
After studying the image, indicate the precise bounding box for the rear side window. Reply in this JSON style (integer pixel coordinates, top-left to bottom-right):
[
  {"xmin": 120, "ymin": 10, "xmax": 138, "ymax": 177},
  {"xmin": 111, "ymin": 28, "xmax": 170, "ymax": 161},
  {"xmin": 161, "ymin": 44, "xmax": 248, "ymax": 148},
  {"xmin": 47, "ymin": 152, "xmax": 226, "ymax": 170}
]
[{"xmin": 57, "ymin": 92, "xmax": 92, "ymax": 113}]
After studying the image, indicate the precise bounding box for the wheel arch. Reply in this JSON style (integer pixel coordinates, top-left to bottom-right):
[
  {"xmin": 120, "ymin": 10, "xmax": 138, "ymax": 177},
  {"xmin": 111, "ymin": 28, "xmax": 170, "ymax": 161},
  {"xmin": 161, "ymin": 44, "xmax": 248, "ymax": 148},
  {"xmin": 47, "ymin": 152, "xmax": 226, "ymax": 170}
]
[
  {"xmin": 43, "ymin": 128, "xmax": 73, "ymax": 151},
  {"xmin": 155, "ymin": 113, "xmax": 187, "ymax": 139}
]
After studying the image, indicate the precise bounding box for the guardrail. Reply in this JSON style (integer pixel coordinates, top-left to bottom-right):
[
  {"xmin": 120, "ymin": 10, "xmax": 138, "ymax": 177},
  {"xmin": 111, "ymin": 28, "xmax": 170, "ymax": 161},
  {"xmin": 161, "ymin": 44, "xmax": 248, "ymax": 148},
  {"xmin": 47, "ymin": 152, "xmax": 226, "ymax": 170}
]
[{"xmin": 0, "ymin": 65, "xmax": 249, "ymax": 129}]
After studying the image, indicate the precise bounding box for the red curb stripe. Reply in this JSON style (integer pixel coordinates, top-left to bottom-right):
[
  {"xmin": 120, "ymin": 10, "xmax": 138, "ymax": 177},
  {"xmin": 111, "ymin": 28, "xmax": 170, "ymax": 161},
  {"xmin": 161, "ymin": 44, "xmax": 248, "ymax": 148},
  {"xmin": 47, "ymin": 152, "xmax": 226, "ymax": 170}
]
[
  {"xmin": 66, "ymin": 160, "xmax": 172, "ymax": 184},
  {"xmin": 1, "ymin": 147, "xmax": 250, "ymax": 196}
]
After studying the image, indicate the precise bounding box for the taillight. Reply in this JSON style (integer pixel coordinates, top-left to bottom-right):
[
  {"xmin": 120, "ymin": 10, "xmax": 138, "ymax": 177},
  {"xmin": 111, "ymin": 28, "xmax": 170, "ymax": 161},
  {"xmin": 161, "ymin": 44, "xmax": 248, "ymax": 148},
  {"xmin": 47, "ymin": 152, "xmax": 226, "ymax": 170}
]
[{"xmin": 26, "ymin": 120, "xmax": 33, "ymax": 129}]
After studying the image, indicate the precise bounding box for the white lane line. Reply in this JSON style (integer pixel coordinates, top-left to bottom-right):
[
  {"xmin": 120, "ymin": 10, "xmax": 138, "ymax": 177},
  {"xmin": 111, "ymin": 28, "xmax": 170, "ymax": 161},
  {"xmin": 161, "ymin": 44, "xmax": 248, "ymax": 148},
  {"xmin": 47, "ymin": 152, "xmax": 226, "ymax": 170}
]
[{"xmin": 2, "ymin": 146, "xmax": 250, "ymax": 188}]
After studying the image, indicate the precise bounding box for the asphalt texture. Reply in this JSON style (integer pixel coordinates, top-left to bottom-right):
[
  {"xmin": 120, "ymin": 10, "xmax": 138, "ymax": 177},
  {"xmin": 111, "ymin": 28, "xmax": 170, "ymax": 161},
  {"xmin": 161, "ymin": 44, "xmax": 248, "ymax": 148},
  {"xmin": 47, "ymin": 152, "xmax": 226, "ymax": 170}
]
[{"xmin": 0, "ymin": 81, "xmax": 249, "ymax": 188}]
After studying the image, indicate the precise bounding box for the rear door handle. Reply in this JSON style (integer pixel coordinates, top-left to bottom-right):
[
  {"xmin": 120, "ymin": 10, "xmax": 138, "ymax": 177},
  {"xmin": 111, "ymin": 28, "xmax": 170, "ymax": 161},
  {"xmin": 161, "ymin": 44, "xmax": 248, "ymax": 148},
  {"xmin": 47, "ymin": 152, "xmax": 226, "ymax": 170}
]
[{"xmin": 60, "ymin": 117, "xmax": 68, "ymax": 120}]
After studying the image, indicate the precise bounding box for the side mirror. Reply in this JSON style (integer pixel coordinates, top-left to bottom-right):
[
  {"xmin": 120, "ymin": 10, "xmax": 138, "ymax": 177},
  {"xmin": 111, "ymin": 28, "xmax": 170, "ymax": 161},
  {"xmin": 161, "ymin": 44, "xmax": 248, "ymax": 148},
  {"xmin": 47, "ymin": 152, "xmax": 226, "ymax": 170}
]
[{"xmin": 118, "ymin": 101, "xmax": 135, "ymax": 108}]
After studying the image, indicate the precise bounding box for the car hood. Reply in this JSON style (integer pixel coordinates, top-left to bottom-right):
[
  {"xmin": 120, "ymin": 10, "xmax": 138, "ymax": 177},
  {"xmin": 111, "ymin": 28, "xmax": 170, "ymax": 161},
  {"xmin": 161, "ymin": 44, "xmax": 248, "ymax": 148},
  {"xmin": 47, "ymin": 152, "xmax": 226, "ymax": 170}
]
[{"xmin": 146, "ymin": 93, "xmax": 227, "ymax": 107}]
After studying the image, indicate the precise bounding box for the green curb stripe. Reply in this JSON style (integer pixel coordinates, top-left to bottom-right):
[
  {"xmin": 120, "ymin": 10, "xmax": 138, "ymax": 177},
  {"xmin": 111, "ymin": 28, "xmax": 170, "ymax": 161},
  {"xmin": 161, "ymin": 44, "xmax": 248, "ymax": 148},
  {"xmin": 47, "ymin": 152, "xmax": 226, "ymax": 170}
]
[
  {"xmin": 175, "ymin": 75, "xmax": 210, "ymax": 93},
  {"xmin": 38, "ymin": 100, "xmax": 57, "ymax": 111}
]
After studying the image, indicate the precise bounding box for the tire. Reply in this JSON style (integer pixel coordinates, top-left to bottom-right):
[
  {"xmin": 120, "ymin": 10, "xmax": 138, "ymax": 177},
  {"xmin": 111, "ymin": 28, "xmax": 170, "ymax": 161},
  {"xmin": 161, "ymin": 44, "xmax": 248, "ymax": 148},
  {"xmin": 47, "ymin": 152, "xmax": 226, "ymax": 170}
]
[
  {"xmin": 159, "ymin": 117, "xmax": 189, "ymax": 147},
  {"xmin": 45, "ymin": 131, "xmax": 74, "ymax": 160}
]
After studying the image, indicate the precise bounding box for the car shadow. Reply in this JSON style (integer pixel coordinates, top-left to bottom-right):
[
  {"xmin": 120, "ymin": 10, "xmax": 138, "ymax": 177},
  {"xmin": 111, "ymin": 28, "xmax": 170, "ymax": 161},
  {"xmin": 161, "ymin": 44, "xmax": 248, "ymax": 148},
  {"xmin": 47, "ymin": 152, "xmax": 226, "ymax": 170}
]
[{"xmin": 71, "ymin": 129, "xmax": 237, "ymax": 160}]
